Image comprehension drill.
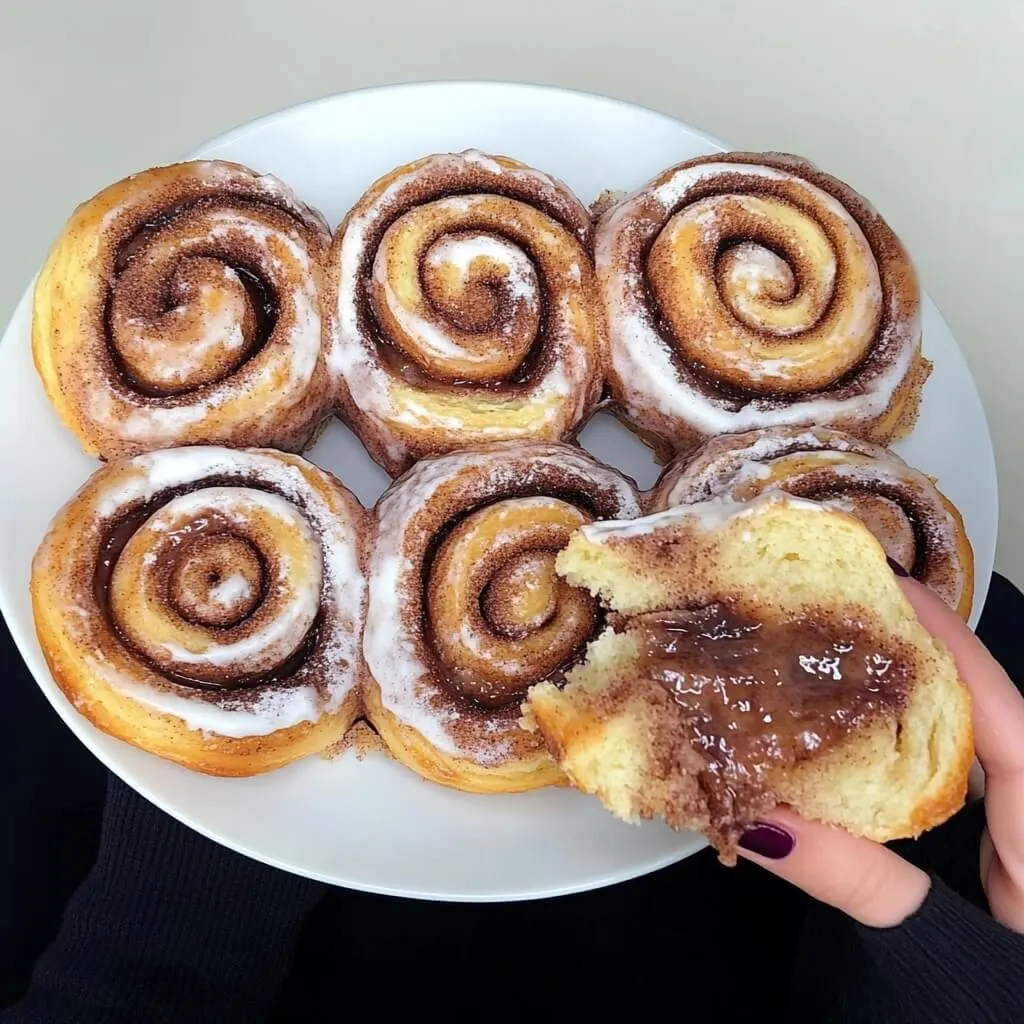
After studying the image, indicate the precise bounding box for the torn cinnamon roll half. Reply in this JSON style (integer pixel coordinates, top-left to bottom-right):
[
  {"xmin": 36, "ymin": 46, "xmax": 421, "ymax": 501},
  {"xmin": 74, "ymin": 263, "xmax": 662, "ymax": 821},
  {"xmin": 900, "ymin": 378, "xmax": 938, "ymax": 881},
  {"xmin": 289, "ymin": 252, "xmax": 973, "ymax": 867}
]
[
  {"xmin": 32, "ymin": 161, "xmax": 334, "ymax": 459},
  {"xmin": 328, "ymin": 150, "xmax": 603, "ymax": 475},
  {"xmin": 649, "ymin": 426, "xmax": 973, "ymax": 619},
  {"xmin": 364, "ymin": 441, "xmax": 641, "ymax": 792},
  {"xmin": 595, "ymin": 152, "xmax": 928, "ymax": 459},
  {"xmin": 525, "ymin": 494, "xmax": 972, "ymax": 861},
  {"xmin": 30, "ymin": 447, "xmax": 367, "ymax": 776}
]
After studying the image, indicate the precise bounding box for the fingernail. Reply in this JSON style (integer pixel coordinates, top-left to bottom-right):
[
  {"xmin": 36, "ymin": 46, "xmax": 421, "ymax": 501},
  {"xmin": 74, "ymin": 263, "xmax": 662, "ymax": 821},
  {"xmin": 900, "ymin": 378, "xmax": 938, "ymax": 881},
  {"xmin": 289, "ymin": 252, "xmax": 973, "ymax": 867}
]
[
  {"xmin": 738, "ymin": 822, "xmax": 795, "ymax": 859},
  {"xmin": 886, "ymin": 556, "xmax": 910, "ymax": 578}
]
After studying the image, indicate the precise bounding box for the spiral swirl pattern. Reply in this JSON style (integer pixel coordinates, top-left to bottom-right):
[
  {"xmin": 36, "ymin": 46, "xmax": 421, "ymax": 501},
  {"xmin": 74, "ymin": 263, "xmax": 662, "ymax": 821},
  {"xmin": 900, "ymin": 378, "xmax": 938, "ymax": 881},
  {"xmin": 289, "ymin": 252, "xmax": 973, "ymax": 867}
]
[
  {"xmin": 32, "ymin": 161, "xmax": 334, "ymax": 459},
  {"xmin": 329, "ymin": 150, "xmax": 603, "ymax": 475},
  {"xmin": 595, "ymin": 152, "xmax": 927, "ymax": 458},
  {"xmin": 30, "ymin": 447, "xmax": 367, "ymax": 775},
  {"xmin": 364, "ymin": 442, "xmax": 640, "ymax": 790},
  {"xmin": 650, "ymin": 426, "xmax": 973, "ymax": 618}
]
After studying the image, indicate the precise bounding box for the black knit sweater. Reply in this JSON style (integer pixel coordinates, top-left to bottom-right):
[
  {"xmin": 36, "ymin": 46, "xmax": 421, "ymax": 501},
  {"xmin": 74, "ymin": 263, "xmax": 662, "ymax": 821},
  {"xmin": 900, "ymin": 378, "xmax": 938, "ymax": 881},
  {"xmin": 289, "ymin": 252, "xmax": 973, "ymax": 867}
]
[
  {"xmin": 3, "ymin": 781, "xmax": 1022, "ymax": 1022},
  {"xmin": 3, "ymin": 574, "xmax": 1024, "ymax": 1022}
]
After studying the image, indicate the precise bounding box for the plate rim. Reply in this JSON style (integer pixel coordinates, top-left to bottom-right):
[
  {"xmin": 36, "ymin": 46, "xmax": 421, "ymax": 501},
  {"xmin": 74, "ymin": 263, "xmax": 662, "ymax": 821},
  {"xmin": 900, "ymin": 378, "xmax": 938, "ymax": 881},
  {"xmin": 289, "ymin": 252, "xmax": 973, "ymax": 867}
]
[
  {"xmin": 185, "ymin": 78, "xmax": 734, "ymax": 163},
  {"xmin": 0, "ymin": 80, "xmax": 999, "ymax": 899}
]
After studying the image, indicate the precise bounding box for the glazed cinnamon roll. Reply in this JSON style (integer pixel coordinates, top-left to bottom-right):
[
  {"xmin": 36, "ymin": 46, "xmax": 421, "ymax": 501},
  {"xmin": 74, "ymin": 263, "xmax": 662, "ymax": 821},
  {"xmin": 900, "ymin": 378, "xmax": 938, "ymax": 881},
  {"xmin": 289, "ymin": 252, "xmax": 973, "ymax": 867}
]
[
  {"xmin": 596, "ymin": 152, "xmax": 928, "ymax": 459},
  {"xmin": 328, "ymin": 151, "xmax": 603, "ymax": 475},
  {"xmin": 363, "ymin": 442, "xmax": 641, "ymax": 792},
  {"xmin": 650, "ymin": 426, "xmax": 973, "ymax": 618},
  {"xmin": 32, "ymin": 161, "xmax": 334, "ymax": 459},
  {"xmin": 30, "ymin": 447, "xmax": 367, "ymax": 776}
]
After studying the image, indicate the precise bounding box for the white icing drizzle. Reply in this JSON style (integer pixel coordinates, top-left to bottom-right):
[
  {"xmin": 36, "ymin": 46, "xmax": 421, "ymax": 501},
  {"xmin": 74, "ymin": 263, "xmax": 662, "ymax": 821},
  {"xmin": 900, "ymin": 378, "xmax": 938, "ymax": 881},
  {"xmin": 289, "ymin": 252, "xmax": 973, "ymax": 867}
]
[
  {"xmin": 581, "ymin": 492, "xmax": 824, "ymax": 542},
  {"xmin": 425, "ymin": 230, "xmax": 526, "ymax": 276},
  {"xmin": 461, "ymin": 149, "xmax": 505, "ymax": 174},
  {"xmin": 210, "ymin": 573, "xmax": 254, "ymax": 607},
  {"xmin": 97, "ymin": 667, "xmax": 324, "ymax": 739}
]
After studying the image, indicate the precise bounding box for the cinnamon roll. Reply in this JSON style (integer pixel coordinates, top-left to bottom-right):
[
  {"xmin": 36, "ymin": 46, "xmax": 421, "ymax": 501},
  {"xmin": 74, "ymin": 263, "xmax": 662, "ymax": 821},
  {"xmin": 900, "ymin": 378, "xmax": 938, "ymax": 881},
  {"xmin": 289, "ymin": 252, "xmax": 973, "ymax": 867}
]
[
  {"xmin": 32, "ymin": 161, "xmax": 334, "ymax": 459},
  {"xmin": 30, "ymin": 447, "xmax": 367, "ymax": 776},
  {"xmin": 650, "ymin": 426, "xmax": 973, "ymax": 619},
  {"xmin": 363, "ymin": 441, "xmax": 641, "ymax": 792},
  {"xmin": 328, "ymin": 150, "xmax": 603, "ymax": 475},
  {"xmin": 595, "ymin": 152, "xmax": 928, "ymax": 458}
]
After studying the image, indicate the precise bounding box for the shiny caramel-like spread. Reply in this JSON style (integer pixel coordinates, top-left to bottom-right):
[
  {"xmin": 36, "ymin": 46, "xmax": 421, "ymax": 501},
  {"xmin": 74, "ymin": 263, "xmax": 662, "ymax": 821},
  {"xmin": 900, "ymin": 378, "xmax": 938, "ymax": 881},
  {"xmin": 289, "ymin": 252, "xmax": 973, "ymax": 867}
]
[{"xmin": 628, "ymin": 604, "xmax": 910, "ymax": 834}]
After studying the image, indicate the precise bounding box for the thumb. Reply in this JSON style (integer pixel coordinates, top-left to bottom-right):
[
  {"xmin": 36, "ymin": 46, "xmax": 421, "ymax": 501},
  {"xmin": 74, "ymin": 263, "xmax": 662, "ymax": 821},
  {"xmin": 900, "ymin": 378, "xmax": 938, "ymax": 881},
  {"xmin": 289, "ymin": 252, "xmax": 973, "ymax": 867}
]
[{"xmin": 737, "ymin": 807, "xmax": 931, "ymax": 928}]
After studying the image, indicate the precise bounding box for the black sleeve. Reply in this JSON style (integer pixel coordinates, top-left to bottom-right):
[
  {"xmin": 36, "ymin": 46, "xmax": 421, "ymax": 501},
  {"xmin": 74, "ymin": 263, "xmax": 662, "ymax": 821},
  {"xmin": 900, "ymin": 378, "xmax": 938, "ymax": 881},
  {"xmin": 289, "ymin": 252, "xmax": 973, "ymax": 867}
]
[
  {"xmin": 858, "ymin": 877, "xmax": 1024, "ymax": 1022},
  {"xmin": 1, "ymin": 779, "xmax": 324, "ymax": 1024},
  {"xmin": 789, "ymin": 803, "xmax": 1024, "ymax": 1023},
  {"xmin": 786, "ymin": 576, "xmax": 1024, "ymax": 1024}
]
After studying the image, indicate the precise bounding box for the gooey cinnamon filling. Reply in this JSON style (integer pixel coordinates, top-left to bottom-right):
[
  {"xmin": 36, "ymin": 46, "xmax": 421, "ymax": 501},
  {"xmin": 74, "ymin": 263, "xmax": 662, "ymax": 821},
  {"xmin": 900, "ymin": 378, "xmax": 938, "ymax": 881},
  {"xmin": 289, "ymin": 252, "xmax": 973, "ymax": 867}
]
[{"xmin": 626, "ymin": 604, "xmax": 911, "ymax": 832}]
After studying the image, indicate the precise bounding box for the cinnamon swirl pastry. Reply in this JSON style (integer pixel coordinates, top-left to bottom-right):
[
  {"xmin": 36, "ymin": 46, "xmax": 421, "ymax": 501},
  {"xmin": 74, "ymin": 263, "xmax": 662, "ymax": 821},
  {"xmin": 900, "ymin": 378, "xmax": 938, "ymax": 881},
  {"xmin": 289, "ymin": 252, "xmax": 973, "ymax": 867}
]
[
  {"xmin": 328, "ymin": 150, "xmax": 603, "ymax": 475},
  {"xmin": 595, "ymin": 152, "xmax": 928, "ymax": 458},
  {"xmin": 363, "ymin": 441, "xmax": 641, "ymax": 792},
  {"xmin": 30, "ymin": 447, "xmax": 366, "ymax": 776},
  {"xmin": 649, "ymin": 426, "xmax": 974, "ymax": 619},
  {"xmin": 33, "ymin": 161, "xmax": 334, "ymax": 459}
]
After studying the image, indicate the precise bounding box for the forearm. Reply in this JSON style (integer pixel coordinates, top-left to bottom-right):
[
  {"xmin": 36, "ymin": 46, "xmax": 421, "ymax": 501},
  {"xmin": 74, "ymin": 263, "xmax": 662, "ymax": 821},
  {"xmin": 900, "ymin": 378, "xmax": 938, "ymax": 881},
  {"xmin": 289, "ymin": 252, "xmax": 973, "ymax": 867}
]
[{"xmin": 2, "ymin": 779, "xmax": 322, "ymax": 1024}]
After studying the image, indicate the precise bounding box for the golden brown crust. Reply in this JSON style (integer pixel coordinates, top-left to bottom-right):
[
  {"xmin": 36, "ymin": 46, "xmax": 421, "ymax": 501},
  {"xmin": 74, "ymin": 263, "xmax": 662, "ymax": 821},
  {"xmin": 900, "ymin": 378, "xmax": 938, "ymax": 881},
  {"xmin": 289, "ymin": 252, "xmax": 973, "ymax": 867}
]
[
  {"xmin": 649, "ymin": 425, "xmax": 974, "ymax": 619},
  {"xmin": 30, "ymin": 446, "xmax": 367, "ymax": 776},
  {"xmin": 595, "ymin": 151, "xmax": 926, "ymax": 458},
  {"xmin": 365, "ymin": 681, "xmax": 566, "ymax": 793},
  {"xmin": 327, "ymin": 151, "xmax": 604, "ymax": 476},
  {"xmin": 362, "ymin": 441, "xmax": 641, "ymax": 793},
  {"xmin": 906, "ymin": 733, "xmax": 973, "ymax": 835},
  {"xmin": 32, "ymin": 160, "xmax": 334, "ymax": 459}
]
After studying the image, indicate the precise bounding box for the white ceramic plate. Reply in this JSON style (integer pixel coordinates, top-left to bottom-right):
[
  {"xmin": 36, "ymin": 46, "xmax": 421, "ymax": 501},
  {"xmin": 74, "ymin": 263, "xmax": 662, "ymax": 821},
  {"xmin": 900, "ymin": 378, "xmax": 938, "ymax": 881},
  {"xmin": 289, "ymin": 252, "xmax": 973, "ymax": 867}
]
[{"xmin": 0, "ymin": 83, "xmax": 998, "ymax": 900}]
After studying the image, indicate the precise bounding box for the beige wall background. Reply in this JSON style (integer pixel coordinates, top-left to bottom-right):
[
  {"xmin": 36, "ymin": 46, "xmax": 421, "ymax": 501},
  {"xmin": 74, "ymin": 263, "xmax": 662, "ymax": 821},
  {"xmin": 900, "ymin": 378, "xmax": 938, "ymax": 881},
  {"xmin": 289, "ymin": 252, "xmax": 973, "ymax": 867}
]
[{"xmin": 1, "ymin": 0, "xmax": 1020, "ymax": 584}]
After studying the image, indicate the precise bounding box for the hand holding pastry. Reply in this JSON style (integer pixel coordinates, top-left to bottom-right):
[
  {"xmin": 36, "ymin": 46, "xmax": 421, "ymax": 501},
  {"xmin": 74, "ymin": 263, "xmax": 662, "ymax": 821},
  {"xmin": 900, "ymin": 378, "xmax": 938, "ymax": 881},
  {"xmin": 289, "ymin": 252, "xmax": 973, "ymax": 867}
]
[
  {"xmin": 739, "ymin": 575, "xmax": 1024, "ymax": 933},
  {"xmin": 525, "ymin": 495, "xmax": 973, "ymax": 861}
]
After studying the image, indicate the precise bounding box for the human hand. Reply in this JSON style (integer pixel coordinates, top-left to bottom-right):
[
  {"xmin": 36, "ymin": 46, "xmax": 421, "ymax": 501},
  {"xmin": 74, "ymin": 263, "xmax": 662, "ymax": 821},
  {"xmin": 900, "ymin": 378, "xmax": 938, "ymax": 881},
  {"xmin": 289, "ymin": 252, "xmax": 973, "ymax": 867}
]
[{"xmin": 737, "ymin": 573, "xmax": 1024, "ymax": 931}]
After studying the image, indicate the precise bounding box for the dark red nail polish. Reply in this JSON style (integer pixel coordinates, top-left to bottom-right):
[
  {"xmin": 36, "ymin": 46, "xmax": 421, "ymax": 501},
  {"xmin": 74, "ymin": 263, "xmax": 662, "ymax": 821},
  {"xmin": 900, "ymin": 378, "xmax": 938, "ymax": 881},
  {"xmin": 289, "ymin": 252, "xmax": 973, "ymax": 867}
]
[
  {"xmin": 739, "ymin": 822, "xmax": 795, "ymax": 859},
  {"xmin": 886, "ymin": 556, "xmax": 910, "ymax": 578}
]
